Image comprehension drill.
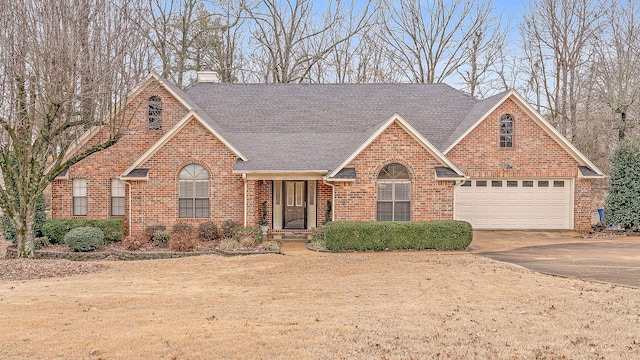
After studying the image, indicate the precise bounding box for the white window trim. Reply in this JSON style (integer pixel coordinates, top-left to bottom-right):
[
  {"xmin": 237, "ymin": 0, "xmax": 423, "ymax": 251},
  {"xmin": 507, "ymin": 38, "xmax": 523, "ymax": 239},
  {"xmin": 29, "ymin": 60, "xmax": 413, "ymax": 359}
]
[{"xmin": 72, "ymin": 178, "xmax": 87, "ymax": 216}]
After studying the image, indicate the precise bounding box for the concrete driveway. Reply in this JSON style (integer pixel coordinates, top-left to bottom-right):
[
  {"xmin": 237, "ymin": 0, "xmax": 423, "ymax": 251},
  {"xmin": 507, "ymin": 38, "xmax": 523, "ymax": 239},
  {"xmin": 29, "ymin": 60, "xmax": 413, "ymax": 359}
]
[{"xmin": 469, "ymin": 231, "xmax": 640, "ymax": 288}]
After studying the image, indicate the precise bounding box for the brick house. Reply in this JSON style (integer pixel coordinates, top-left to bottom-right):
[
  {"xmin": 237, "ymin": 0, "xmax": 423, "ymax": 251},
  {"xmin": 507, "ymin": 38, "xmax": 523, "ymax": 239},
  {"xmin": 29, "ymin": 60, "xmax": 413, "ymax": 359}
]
[{"xmin": 51, "ymin": 71, "xmax": 604, "ymax": 236}]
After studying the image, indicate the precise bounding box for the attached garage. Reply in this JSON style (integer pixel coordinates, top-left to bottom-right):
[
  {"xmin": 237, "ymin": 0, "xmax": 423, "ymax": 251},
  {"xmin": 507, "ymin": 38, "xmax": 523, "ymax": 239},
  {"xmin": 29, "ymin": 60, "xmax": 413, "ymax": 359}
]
[{"xmin": 454, "ymin": 179, "xmax": 573, "ymax": 230}]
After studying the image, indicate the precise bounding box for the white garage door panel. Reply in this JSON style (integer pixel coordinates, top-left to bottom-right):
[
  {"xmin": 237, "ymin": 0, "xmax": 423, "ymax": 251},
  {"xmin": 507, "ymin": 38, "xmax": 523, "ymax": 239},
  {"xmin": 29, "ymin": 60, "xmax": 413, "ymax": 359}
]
[{"xmin": 455, "ymin": 179, "xmax": 572, "ymax": 230}]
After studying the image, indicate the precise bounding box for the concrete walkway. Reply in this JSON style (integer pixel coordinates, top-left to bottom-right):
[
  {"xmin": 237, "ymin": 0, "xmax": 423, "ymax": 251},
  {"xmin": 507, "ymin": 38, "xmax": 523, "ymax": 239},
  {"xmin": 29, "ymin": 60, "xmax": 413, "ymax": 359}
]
[{"xmin": 470, "ymin": 231, "xmax": 640, "ymax": 288}]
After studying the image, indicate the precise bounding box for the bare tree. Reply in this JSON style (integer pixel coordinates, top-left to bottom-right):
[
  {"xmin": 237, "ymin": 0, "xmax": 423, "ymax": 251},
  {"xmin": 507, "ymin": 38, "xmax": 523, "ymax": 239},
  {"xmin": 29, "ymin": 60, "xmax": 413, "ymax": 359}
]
[
  {"xmin": 0, "ymin": 0, "xmax": 146, "ymax": 258},
  {"xmin": 593, "ymin": 0, "xmax": 640, "ymax": 141},
  {"xmin": 245, "ymin": 0, "xmax": 372, "ymax": 83},
  {"xmin": 379, "ymin": 0, "xmax": 495, "ymax": 84},
  {"xmin": 140, "ymin": 0, "xmax": 229, "ymax": 87},
  {"xmin": 317, "ymin": 20, "xmax": 403, "ymax": 83},
  {"xmin": 200, "ymin": 0, "xmax": 248, "ymax": 82},
  {"xmin": 457, "ymin": 12, "xmax": 508, "ymax": 97},
  {"xmin": 519, "ymin": 0, "xmax": 602, "ymax": 140}
]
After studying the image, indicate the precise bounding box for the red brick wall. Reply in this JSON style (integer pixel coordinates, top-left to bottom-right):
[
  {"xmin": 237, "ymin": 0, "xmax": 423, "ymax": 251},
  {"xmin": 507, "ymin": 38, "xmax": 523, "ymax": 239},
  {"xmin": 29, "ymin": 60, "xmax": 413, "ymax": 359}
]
[
  {"xmin": 446, "ymin": 98, "xmax": 592, "ymax": 230},
  {"xmin": 574, "ymin": 179, "xmax": 592, "ymax": 231},
  {"xmin": 317, "ymin": 181, "xmax": 333, "ymax": 224},
  {"xmin": 51, "ymin": 79, "xmax": 248, "ymax": 236},
  {"xmin": 52, "ymin": 79, "xmax": 190, "ymax": 228},
  {"xmin": 130, "ymin": 117, "xmax": 244, "ymax": 234},
  {"xmin": 255, "ymin": 180, "xmax": 273, "ymax": 228},
  {"xmin": 334, "ymin": 122, "xmax": 454, "ymax": 222}
]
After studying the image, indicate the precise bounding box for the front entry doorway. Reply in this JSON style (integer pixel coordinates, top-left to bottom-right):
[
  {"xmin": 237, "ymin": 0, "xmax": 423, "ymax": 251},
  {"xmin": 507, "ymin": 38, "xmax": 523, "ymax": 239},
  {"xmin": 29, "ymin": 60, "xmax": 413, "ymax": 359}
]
[
  {"xmin": 272, "ymin": 180, "xmax": 317, "ymax": 230},
  {"xmin": 284, "ymin": 181, "xmax": 306, "ymax": 229}
]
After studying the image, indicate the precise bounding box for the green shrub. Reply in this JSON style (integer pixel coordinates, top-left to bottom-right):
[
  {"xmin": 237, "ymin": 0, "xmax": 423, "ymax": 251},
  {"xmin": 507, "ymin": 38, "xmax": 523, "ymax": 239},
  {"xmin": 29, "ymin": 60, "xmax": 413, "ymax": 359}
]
[
  {"xmin": 198, "ymin": 221, "xmax": 219, "ymax": 241},
  {"xmin": 324, "ymin": 221, "xmax": 472, "ymax": 251},
  {"xmin": 42, "ymin": 219, "xmax": 124, "ymax": 244},
  {"xmin": 605, "ymin": 140, "xmax": 640, "ymax": 230},
  {"xmin": 221, "ymin": 219, "xmax": 239, "ymax": 238},
  {"xmin": 64, "ymin": 227, "xmax": 104, "ymax": 252},
  {"xmin": 152, "ymin": 231, "xmax": 171, "ymax": 247},
  {"xmin": 172, "ymin": 222, "xmax": 195, "ymax": 234},
  {"xmin": 2, "ymin": 195, "xmax": 47, "ymax": 242},
  {"xmin": 232, "ymin": 226, "xmax": 263, "ymax": 247},
  {"xmin": 41, "ymin": 220, "xmax": 69, "ymax": 244},
  {"xmin": 92, "ymin": 219, "xmax": 125, "ymax": 243}
]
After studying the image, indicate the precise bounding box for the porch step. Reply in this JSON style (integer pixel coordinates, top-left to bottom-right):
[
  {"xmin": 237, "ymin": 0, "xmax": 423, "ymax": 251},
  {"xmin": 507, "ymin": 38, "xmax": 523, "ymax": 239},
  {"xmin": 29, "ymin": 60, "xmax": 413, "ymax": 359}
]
[{"xmin": 266, "ymin": 232, "xmax": 312, "ymax": 242}]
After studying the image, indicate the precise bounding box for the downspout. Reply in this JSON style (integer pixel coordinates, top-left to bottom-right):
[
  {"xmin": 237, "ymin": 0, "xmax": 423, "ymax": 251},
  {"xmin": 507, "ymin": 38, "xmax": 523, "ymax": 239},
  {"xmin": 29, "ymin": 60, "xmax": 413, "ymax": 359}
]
[
  {"xmin": 243, "ymin": 173, "xmax": 247, "ymax": 227},
  {"xmin": 323, "ymin": 179, "xmax": 336, "ymax": 222},
  {"xmin": 121, "ymin": 179, "xmax": 132, "ymax": 237}
]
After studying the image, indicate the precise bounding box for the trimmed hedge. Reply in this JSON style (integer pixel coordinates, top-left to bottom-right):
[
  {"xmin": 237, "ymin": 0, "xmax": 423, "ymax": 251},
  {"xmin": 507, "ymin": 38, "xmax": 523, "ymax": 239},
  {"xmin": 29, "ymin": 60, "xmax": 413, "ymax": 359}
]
[
  {"xmin": 42, "ymin": 219, "xmax": 124, "ymax": 244},
  {"xmin": 324, "ymin": 220, "xmax": 473, "ymax": 251},
  {"xmin": 64, "ymin": 227, "xmax": 105, "ymax": 252}
]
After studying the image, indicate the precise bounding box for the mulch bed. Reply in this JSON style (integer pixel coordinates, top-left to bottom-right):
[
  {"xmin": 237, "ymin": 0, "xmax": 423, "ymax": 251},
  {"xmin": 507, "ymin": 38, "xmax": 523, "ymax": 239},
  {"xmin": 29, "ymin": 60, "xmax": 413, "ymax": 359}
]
[
  {"xmin": 0, "ymin": 240, "xmax": 109, "ymax": 282},
  {"xmin": 1, "ymin": 239, "xmax": 281, "ymax": 282}
]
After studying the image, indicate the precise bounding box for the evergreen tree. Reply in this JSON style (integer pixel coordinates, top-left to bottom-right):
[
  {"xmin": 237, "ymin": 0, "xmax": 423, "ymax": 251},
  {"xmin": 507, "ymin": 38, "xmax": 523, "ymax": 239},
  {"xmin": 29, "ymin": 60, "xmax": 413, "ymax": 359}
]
[{"xmin": 604, "ymin": 140, "xmax": 640, "ymax": 230}]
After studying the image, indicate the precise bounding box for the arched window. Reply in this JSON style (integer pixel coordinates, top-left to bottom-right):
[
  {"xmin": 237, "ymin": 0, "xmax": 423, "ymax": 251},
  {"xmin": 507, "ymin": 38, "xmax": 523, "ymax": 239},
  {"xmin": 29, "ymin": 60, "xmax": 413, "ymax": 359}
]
[
  {"xmin": 178, "ymin": 164, "xmax": 209, "ymax": 218},
  {"xmin": 148, "ymin": 96, "xmax": 163, "ymax": 131},
  {"xmin": 500, "ymin": 114, "xmax": 514, "ymax": 148},
  {"xmin": 377, "ymin": 163, "xmax": 410, "ymax": 221}
]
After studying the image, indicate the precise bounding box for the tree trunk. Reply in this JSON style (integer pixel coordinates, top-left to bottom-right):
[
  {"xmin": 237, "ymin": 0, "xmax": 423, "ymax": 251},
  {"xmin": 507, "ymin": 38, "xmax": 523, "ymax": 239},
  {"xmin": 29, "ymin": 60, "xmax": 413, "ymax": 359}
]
[
  {"xmin": 14, "ymin": 212, "xmax": 36, "ymax": 259},
  {"xmin": 619, "ymin": 111, "xmax": 627, "ymax": 141}
]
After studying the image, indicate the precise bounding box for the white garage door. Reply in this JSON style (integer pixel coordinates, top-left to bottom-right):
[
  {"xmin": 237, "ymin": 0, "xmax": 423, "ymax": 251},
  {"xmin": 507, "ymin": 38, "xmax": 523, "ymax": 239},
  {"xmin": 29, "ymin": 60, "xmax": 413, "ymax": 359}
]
[{"xmin": 454, "ymin": 179, "xmax": 573, "ymax": 230}]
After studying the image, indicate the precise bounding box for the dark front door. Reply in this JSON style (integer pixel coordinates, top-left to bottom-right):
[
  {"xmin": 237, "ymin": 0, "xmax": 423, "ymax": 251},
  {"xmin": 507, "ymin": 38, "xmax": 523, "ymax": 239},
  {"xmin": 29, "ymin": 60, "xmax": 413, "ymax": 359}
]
[{"xmin": 284, "ymin": 181, "xmax": 306, "ymax": 229}]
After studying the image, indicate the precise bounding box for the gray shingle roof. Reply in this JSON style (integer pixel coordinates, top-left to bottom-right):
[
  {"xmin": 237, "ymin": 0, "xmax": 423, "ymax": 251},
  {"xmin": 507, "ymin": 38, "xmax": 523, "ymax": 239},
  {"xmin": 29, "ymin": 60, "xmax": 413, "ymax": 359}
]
[
  {"xmin": 56, "ymin": 168, "xmax": 69, "ymax": 178},
  {"xmin": 123, "ymin": 168, "xmax": 149, "ymax": 178},
  {"xmin": 183, "ymin": 82, "xmax": 499, "ymax": 172},
  {"xmin": 578, "ymin": 166, "xmax": 603, "ymax": 177},
  {"xmin": 331, "ymin": 167, "xmax": 357, "ymax": 179},
  {"xmin": 435, "ymin": 167, "xmax": 465, "ymax": 179}
]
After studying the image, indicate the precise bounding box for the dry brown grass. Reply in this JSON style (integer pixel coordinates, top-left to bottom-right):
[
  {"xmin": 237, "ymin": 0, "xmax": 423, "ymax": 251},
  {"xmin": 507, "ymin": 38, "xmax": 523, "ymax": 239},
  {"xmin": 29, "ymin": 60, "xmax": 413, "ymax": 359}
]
[{"xmin": 1, "ymin": 244, "xmax": 639, "ymax": 359}]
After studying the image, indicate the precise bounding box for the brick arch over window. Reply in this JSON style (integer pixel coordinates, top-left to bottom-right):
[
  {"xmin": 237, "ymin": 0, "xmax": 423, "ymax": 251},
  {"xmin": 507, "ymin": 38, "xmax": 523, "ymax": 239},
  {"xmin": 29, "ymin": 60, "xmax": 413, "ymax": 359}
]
[
  {"xmin": 500, "ymin": 114, "xmax": 514, "ymax": 148},
  {"xmin": 178, "ymin": 163, "xmax": 209, "ymax": 218},
  {"xmin": 371, "ymin": 158, "xmax": 416, "ymax": 181},
  {"xmin": 148, "ymin": 96, "xmax": 163, "ymax": 131},
  {"xmin": 377, "ymin": 163, "xmax": 411, "ymax": 221}
]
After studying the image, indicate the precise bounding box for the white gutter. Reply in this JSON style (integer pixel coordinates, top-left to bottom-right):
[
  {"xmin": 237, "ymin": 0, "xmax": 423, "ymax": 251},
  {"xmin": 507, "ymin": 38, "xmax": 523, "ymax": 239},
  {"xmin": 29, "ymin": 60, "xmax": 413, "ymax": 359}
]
[
  {"xmin": 243, "ymin": 173, "xmax": 247, "ymax": 227},
  {"xmin": 121, "ymin": 179, "xmax": 133, "ymax": 236},
  {"xmin": 323, "ymin": 180, "xmax": 336, "ymax": 222}
]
